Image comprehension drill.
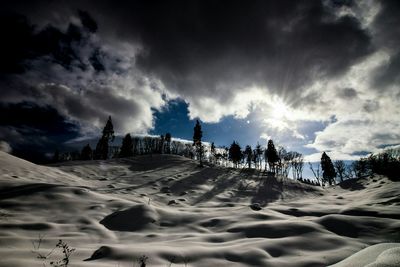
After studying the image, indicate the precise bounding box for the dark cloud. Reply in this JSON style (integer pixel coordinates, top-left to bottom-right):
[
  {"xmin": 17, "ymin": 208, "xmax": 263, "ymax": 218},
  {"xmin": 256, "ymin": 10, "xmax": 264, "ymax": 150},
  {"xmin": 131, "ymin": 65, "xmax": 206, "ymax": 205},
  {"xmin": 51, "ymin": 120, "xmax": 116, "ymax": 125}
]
[
  {"xmin": 337, "ymin": 87, "xmax": 358, "ymax": 99},
  {"xmin": 330, "ymin": 0, "xmax": 354, "ymax": 8},
  {"xmin": 0, "ymin": 12, "xmax": 92, "ymax": 75},
  {"xmin": 89, "ymin": 48, "xmax": 105, "ymax": 72},
  {"xmin": 363, "ymin": 99, "xmax": 379, "ymax": 113},
  {"xmin": 78, "ymin": 10, "xmax": 98, "ymax": 33},
  {"xmin": 3, "ymin": 1, "xmax": 373, "ymax": 99},
  {"xmin": 371, "ymin": 0, "xmax": 400, "ymax": 90},
  {"xmin": 373, "ymin": 52, "xmax": 400, "ymax": 89},
  {"xmin": 291, "ymin": 91, "xmax": 331, "ymax": 111},
  {"xmin": 372, "ymin": 0, "xmax": 400, "ymax": 49},
  {"xmin": 372, "ymin": 133, "xmax": 400, "ymax": 144},
  {"xmin": 0, "ymin": 9, "xmax": 164, "ymax": 137},
  {"xmin": 350, "ymin": 150, "xmax": 370, "ymax": 156},
  {"xmin": 116, "ymin": 1, "xmax": 373, "ymax": 101},
  {"xmin": 0, "ymin": 13, "xmax": 34, "ymax": 74},
  {"xmin": 377, "ymin": 143, "xmax": 400, "ymax": 149},
  {"xmin": 0, "ymin": 102, "xmax": 77, "ymax": 134},
  {"xmin": 0, "ymin": 102, "xmax": 80, "ymax": 162},
  {"xmin": 38, "ymin": 84, "xmax": 146, "ymax": 130}
]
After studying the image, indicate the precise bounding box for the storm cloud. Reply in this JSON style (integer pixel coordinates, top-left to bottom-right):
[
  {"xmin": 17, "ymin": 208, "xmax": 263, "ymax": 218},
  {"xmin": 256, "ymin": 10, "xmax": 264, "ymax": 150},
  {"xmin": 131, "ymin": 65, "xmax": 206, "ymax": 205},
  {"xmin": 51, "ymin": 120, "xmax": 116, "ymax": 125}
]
[
  {"xmin": 1, "ymin": 0, "xmax": 399, "ymax": 160},
  {"xmin": 0, "ymin": 10, "xmax": 165, "ymax": 132},
  {"xmin": 88, "ymin": 0, "xmax": 374, "ymax": 120}
]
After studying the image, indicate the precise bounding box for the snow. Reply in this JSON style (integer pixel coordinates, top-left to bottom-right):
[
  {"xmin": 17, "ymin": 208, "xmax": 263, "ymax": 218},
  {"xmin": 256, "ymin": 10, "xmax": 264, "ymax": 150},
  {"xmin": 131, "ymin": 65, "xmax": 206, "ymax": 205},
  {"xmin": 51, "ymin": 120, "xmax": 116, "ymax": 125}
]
[
  {"xmin": 330, "ymin": 243, "xmax": 400, "ymax": 267},
  {"xmin": 0, "ymin": 151, "xmax": 399, "ymax": 266}
]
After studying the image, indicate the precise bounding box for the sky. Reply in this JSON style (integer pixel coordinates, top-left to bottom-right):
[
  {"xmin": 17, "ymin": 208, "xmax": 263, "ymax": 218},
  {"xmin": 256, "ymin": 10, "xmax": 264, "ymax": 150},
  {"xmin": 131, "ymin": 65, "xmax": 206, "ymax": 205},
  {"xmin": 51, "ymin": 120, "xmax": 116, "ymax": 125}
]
[{"xmin": 0, "ymin": 0, "xmax": 399, "ymax": 163}]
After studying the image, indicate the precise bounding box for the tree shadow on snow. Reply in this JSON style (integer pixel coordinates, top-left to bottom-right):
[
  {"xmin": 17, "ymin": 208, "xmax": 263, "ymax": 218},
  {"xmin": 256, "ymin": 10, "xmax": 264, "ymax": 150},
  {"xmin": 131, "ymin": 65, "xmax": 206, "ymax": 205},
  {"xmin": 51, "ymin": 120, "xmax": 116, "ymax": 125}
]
[
  {"xmin": 169, "ymin": 167, "xmax": 227, "ymax": 195},
  {"xmin": 127, "ymin": 154, "xmax": 190, "ymax": 172},
  {"xmin": 251, "ymin": 174, "xmax": 283, "ymax": 206},
  {"xmin": 191, "ymin": 169, "xmax": 244, "ymax": 204},
  {"xmin": 338, "ymin": 178, "xmax": 366, "ymax": 191}
]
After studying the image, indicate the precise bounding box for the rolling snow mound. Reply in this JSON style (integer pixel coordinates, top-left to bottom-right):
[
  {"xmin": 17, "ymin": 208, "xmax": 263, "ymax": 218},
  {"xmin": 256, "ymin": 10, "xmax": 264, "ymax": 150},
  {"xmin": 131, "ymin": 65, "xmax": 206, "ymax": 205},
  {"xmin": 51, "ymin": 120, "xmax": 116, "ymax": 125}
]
[{"xmin": 0, "ymin": 152, "xmax": 399, "ymax": 267}]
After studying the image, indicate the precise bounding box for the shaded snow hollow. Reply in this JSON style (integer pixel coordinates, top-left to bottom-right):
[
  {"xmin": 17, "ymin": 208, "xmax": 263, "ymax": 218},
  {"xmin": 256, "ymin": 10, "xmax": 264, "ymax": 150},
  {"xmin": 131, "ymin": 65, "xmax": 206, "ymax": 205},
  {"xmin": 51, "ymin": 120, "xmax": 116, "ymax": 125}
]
[{"xmin": 0, "ymin": 151, "xmax": 399, "ymax": 267}]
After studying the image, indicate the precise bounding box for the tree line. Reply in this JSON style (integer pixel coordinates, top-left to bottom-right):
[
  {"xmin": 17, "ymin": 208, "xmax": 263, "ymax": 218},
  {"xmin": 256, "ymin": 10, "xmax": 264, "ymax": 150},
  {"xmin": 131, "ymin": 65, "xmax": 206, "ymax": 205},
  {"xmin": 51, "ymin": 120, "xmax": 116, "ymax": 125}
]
[
  {"xmin": 346, "ymin": 149, "xmax": 399, "ymax": 181},
  {"xmin": 54, "ymin": 116, "xmax": 400, "ymax": 184}
]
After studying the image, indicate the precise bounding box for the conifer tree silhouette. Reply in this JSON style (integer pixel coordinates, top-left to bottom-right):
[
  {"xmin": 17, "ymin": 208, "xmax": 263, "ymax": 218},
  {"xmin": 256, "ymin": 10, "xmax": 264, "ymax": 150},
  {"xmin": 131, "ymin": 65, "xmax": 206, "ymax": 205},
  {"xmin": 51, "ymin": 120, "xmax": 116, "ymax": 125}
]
[
  {"xmin": 266, "ymin": 139, "xmax": 279, "ymax": 172},
  {"xmin": 193, "ymin": 120, "xmax": 204, "ymax": 166},
  {"xmin": 229, "ymin": 141, "xmax": 242, "ymax": 168},
  {"xmin": 81, "ymin": 144, "xmax": 93, "ymax": 160},
  {"xmin": 165, "ymin": 133, "xmax": 172, "ymax": 154},
  {"xmin": 102, "ymin": 116, "xmax": 115, "ymax": 141},
  {"xmin": 94, "ymin": 116, "xmax": 115, "ymax": 160},
  {"xmin": 120, "ymin": 133, "xmax": 134, "ymax": 157},
  {"xmin": 321, "ymin": 152, "xmax": 336, "ymax": 185},
  {"xmin": 255, "ymin": 143, "xmax": 263, "ymax": 170},
  {"xmin": 244, "ymin": 145, "xmax": 253, "ymax": 169},
  {"xmin": 53, "ymin": 149, "xmax": 60, "ymax": 162}
]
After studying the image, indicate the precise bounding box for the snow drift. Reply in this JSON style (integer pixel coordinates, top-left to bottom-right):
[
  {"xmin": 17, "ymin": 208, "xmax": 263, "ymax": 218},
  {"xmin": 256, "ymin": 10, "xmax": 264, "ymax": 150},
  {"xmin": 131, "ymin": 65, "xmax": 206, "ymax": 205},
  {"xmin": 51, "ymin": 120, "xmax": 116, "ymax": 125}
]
[{"xmin": 0, "ymin": 151, "xmax": 399, "ymax": 266}]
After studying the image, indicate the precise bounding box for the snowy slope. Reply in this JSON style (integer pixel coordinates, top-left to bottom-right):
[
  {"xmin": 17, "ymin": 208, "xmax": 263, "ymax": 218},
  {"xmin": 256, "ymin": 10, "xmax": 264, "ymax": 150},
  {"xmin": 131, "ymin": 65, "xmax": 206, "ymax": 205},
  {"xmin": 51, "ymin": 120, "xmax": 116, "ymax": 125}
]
[{"xmin": 0, "ymin": 151, "xmax": 399, "ymax": 267}]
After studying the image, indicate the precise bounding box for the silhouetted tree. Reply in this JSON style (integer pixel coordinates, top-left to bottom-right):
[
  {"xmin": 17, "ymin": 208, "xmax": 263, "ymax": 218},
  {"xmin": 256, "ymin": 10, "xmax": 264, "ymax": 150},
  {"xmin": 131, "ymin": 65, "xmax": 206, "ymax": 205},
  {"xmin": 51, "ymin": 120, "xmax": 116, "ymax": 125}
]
[
  {"xmin": 53, "ymin": 149, "xmax": 60, "ymax": 162},
  {"xmin": 281, "ymin": 150, "xmax": 295, "ymax": 178},
  {"xmin": 71, "ymin": 150, "xmax": 80, "ymax": 160},
  {"xmin": 244, "ymin": 145, "xmax": 252, "ymax": 169},
  {"xmin": 210, "ymin": 142, "xmax": 217, "ymax": 164},
  {"xmin": 334, "ymin": 160, "xmax": 346, "ymax": 182},
  {"xmin": 94, "ymin": 137, "xmax": 108, "ymax": 160},
  {"xmin": 102, "ymin": 116, "xmax": 115, "ymax": 141},
  {"xmin": 170, "ymin": 140, "xmax": 178, "ymax": 154},
  {"xmin": 277, "ymin": 146, "xmax": 288, "ymax": 176},
  {"xmin": 292, "ymin": 152, "xmax": 304, "ymax": 180},
  {"xmin": 255, "ymin": 143, "xmax": 263, "ymax": 170},
  {"xmin": 352, "ymin": 158, "xmax": 370, "ymax": 178},
  {"xmin": 120, "ymin": 133, "xmax": 134, "ymax": 157},
  {"xmin": 193, "ymin": 120, "xmax": 204, "ymax": 166},
  {"xmin": 223, "ymin": 146, "xmax": 229, "ymax": 167},
  {"xmin": 229, "ymin": 141, "xmax": 242, "ymax": 168},
  {"xmin": 266, "ymin": 139, "xmax": 279, "ymax": 172},
  {"xmin": 309, "ymin": 161, "xmax": 322, "ymax": 186},
  {"xmin": 94, "ymin": 116, "xmax": 115, "ymax": 160},
  {"xmin": 81, "ymin": 144, "xmax": 92, "ymax": 160},
  {"xmin": 158, "ymin": 135, "xmax": 165, "ymax": 153},
  {"xmin": 367, "ymin": 149, "xmax": 400, "ymax": 180},
  {"xmin": 165, "ymin": 133, "xmax": 172, "ymax": 154},
  {"xmin": 143, "ymin": 136, "xmax": 153, "ymax": 154},
  {"xmin": 321, "ymin": 152, "xmax": 336, "ymax": 185},
  {"xmin": 252, "ymin": 149, "xmax": 258, "ymax": 169},
  {"xmin": 131, "ymin": 136, "xmax": 139, "ymax": 155},
  {"xmin": 345, "ymin": 159, "xmax": 371, "ymax": 179}
]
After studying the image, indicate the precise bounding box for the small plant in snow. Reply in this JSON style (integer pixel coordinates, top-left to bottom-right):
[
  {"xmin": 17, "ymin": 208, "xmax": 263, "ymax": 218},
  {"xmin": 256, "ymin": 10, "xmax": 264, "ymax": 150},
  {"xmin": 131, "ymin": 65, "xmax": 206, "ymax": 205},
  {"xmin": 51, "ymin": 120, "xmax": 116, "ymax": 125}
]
[
  {"xmin": 137, "ymin": 255, "xmax": 148, "ymax": 267},
  {"xmin": 50, "ymin": 240, "xmax": 75, "ymax": 267},
  {"xmin": 31, "ymin": 237, "xmax": 75, "ymax": 267},
  {"xmin": 31, "ymin": 234, "xmax": 56, "ymax": 260}
]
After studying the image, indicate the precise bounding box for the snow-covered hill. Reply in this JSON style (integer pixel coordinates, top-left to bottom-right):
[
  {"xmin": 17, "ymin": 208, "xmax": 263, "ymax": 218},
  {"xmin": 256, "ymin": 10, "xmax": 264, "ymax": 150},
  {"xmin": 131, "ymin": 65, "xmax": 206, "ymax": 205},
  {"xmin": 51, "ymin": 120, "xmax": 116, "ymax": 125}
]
[{"xmin": 0, "ymin": 151, "xmax": 399, "ymax": 267}]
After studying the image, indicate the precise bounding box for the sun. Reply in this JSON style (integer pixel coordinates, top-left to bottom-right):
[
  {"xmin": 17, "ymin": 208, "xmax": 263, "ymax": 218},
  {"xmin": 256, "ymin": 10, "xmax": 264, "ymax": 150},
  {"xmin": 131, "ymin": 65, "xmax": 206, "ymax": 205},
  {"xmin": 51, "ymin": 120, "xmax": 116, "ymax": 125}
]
[
  {"xmin": 255, "ymin": 95, "xmax": 298, "ymax": 133},
  {"xmin": 263, "ymin": 97, "xmax": 292, "ymax": 131},
  {"xmin": 271, "ymin": 98, "xmax": 290, "ymax": 120}
]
